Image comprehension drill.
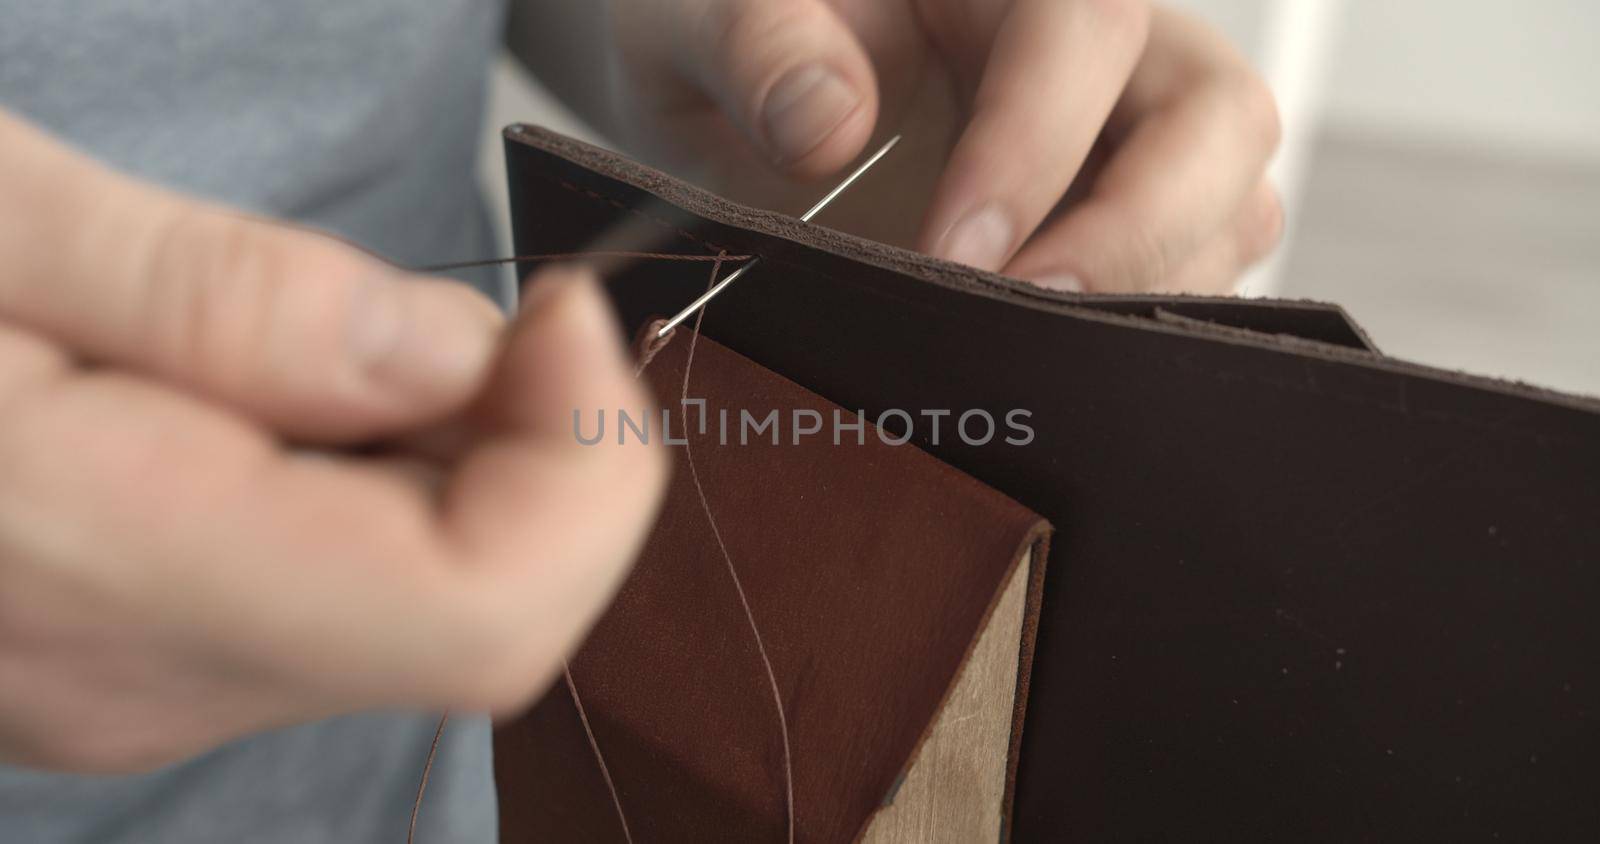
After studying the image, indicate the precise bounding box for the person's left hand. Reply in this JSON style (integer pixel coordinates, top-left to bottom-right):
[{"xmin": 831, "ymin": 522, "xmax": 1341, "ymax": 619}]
[{"xmin": 609, "ymin": 0, "xmax": 1282, "ymax": 294}]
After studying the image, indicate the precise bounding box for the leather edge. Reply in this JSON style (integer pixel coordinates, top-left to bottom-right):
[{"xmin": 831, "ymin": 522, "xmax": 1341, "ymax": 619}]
[
  {"xmin": 502, "ymin": 124, "xmax": 1600, "ymax": 415},
  {"xmin": 499, "ymin": 125, "xmax": 1378, "ymax": 351}
]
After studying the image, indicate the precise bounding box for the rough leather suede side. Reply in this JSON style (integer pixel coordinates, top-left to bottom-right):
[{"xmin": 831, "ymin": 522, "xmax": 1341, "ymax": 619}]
[{"xmin": 493, "ymin": 330, "xmax": 1050, "ymax": 843}]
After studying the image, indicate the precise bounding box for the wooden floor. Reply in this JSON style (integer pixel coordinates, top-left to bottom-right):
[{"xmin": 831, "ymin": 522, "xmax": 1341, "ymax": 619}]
[{"xmin": 1278, "ymin": 131, "xmax": 1600, "ymax": 398}]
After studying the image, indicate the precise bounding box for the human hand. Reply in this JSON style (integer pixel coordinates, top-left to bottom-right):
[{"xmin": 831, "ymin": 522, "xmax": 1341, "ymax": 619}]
[
  {"xmin": 0, "ymin": 112, "xmax": 667, "ymax": 772},
  {"xmin": 609, "ymin": 0, "xmax": 1282, "ymax": 294}
]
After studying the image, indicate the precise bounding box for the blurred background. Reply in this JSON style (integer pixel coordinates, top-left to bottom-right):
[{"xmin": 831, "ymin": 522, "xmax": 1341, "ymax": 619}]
[{"xmin": 476, "ymin": 0, "xmax": 1599, "ymax": 397}]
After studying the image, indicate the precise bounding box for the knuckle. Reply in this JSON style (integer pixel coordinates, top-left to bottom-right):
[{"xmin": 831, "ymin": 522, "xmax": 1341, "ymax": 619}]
[
  {"xmin": 706, "ymin": 0, "xmax": 802, "ymax": 52},
  {"xmin": 700, "ymin": 1, "xmax": 815, "ymax": 88},
  {"xmin": 138, "ymin": 205, "xmax": 208, "ymax": 367},
  {"xmin": 188, "ymin": 218, "xmax": 270, "ymax": 377},
  {"xmin": 143, "ymin": 206, "xmax": 370, "ymax": 397},
  {"xmin": 142, "ymin": 208, "xmax": 275, "ymax": 384}
]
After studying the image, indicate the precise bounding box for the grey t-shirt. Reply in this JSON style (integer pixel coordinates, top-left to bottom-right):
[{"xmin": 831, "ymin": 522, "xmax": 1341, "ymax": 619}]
[{"xmin": 0, "ymin": 1, "xmax": 510, "ymax": 841}]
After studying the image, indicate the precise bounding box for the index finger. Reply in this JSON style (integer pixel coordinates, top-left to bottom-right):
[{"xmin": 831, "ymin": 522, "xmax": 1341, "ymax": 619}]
[
  {"xmin": 0, "ymin": 111, "xmax": 502, "ymax": 445},
  {"xmin": 1003, "ymin": 9, "xmax": 1282, "ymax": 292},
  {"xmin": 917, "ymin": 0, "xmax": 1151, "ymax": 271}
]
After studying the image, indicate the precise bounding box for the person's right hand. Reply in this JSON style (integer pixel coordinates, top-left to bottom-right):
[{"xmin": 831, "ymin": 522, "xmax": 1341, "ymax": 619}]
[{"xmin": 0, "ymin": 111, "xmax": 668, "ymax": 773}]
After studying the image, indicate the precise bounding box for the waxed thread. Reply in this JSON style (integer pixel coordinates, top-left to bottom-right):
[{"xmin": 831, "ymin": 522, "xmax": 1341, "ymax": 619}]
[
  {"xmin": 676, "ymin": 253, "xmax": 797, "ymax": 843},
  {"xmin": 416, "ymin": 251, "xmax": 752, "ymax": 274},
  {"xmin": 565, "ymin": 661, "xmax": 635, "ymax": 843},
  {"xmin": 405, "ymin": 249, "xmax": 754, "ymax": 843},
  {"xmin": 407, "ymin": 712, "xmax": 449, "ymax": 844},
  {"xmin": 553, "ymin": 253, "xmax": 735, "ymax": 843},
  {"xmin": 567, "ymin": 251, "xmax": 797, "ymax": 841}
]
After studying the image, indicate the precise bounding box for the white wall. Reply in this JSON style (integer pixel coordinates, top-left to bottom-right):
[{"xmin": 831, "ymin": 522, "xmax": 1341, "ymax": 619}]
[
  {"xmin": 1325, "ymin": 0, "xmax": 1600, "ymax": 160},
  {"xmin": 1181, "ymin": 0, "xmax": 1600, "ymax": 160}
]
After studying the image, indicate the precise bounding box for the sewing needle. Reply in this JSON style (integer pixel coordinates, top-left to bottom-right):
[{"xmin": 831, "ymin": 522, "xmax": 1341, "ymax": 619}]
[{"xmin": 655, "ymin": 134, "xmax": 902, "ymax": 338}]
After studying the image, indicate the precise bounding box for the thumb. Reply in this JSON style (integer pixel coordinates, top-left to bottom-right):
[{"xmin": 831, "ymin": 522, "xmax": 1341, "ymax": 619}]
[
  {"xmin": 674, "ymin": 0, "xmax": 879, "ymax": 176},
  {"xmin": 0, "ymin": 111, "xmax": 503, "ymax": 443},
  {"xmin": 437, "ymin": 267, "xmax": 669, "ymax": 707}
]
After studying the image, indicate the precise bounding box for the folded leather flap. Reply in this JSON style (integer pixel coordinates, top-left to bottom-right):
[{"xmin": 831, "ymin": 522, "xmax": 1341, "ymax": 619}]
[{"xmin": 494, "ymin": 328, "xmax": 1050, "ymax": 843}]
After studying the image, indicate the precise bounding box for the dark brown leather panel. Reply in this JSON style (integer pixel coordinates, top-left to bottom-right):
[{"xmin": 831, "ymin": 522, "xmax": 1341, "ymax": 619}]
[
  {"xmin": 502, "ymin": 124, "xmax": 1379, "ymax": 353},
  {"xmin": 493, "ymin": 329, "xmax": 1050, "ymax": 842},
  {"xmin": 503, "ymin": 125, "xmax": 1600, "ymax": 840}
]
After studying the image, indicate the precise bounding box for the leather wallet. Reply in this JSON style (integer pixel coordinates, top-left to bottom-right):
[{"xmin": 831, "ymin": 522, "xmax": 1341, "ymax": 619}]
[{"xmin": 499, "ymin": 125, "xmax": 1600, "ymax": 840}]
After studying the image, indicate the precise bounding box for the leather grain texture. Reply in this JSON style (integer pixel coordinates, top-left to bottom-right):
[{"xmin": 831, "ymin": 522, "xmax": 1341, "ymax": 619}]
[
  {"xmin": 494, "ymin": 328, "xmax": 1050, "ymax": 843},
  {"xmin": 503, "ymin": 125, "xmax": 1600, "ymax": 840}
]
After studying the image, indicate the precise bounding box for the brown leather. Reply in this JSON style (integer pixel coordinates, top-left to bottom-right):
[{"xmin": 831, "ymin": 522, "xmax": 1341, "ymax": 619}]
[
  {"xmin": 493, "ymin": 327, "xmax": 1051, "ymax": 842},
  {"xmin": 501, "ymin": 125, "xmax": 1600, "ymax": 840}
]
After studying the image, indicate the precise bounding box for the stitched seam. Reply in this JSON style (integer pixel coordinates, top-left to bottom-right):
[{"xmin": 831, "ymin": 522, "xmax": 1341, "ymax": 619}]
[{"xmin": 527, "ymin": 167, "xmax": 742, "ymax": 256}]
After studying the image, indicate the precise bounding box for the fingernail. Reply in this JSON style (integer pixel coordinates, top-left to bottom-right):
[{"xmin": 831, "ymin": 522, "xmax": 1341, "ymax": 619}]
[
  {"xmin": 762, "ymin": 64, "xmax": 860, "ymax": 164},
  {"xmin": 351, "ymin": 275, "xmax": 500, "ymax": 401},
  {"xmin": 1033, "ymin": 273, "xmax": 1085, "ymax": 293},
  {"xmin": 936, "ymin": 203, "xmax": 1015, "ymax": 271}
]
